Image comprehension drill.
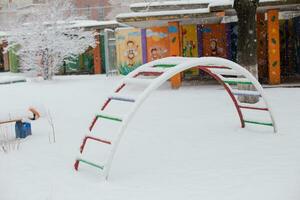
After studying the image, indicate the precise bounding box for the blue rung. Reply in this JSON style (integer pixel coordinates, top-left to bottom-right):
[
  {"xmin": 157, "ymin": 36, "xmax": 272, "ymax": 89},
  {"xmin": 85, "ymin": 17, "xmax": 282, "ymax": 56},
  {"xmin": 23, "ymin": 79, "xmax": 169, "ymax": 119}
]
[
  {"xmin": 232, "ymin": 91, "xmax": 261, "ymax": 97},
  {"xmin": 109, "ymin": 96, "xmax": 135, "ymax": 103}
]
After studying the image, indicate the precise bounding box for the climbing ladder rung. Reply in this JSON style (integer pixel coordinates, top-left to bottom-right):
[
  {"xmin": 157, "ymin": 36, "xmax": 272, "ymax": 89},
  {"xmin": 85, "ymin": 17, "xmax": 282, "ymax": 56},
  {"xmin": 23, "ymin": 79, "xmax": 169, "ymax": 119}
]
[
  {"xmin": 123, "ymin": 78, "xmax": 153, "ymax": 85},
  {"xmin": 239, "ymin": 105, "xmax": 269, "ymax": 111},
  {"xmin": 244, "ymin": 119, "xmax": 273, "ymax": 127},
  {"xmin": 198, "ymin": 65, "xmax": 230, "ymax": 69},
  {"xmin": 209, "ymin": 68, "xmax": 241, "ymax": 76},
  {"xmin": 84, "ymin": 135, "xmax": 111, "ymax": 145},
  {"xmin": 153, "ymin": 64, "xmax": 176, "ymax": 68},
  {"xmin": 222, "ymin": 78, "xmax": 253, "ymax": 85},
  {"xmin": 109, "ymin": 94, "xmax": 136, "ymax": 103},
  {"xmin": 76, "ymin": 157, "xmax": 104, "ymax": 170},
  {"xmin": 231, "ymin": 89, "xmax": 261, "ymax": 97},
  {"xmin": 96, "ymin": 112, "xmax": 123, "ymax": 122},
  {"xmin": 140, "ymin": 67, "xmax": 169, "ymax": 73}
]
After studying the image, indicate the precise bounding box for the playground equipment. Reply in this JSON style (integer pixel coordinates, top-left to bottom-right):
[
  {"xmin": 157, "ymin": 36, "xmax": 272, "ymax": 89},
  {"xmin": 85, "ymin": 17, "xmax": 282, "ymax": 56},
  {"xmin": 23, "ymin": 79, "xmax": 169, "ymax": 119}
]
[
  {"xmin": 0, "ymin": 107, "xmax": 41, "ymax": 125},
  {"xmin": 0, "ymin": 106, "xmax": 55, "ymax": 142},
  {"xmin": 74, "ymin": 57, "xmax": 277, "ymax": 180}
]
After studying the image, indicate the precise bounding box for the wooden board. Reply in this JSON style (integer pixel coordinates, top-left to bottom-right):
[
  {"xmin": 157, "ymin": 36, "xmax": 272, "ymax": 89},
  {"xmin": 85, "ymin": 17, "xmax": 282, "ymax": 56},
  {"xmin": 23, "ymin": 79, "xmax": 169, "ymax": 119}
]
[{"xmin": 267, "ymin": 10, "xmax": 281, "ymax": 84}]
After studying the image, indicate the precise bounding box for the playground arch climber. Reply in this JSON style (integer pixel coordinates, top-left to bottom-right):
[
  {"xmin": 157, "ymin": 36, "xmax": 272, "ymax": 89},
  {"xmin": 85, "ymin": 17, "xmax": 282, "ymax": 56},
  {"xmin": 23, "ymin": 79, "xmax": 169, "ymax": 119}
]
[{"xmin": 74, "ymin": 56, "xmax": 277, "ymax": 179}]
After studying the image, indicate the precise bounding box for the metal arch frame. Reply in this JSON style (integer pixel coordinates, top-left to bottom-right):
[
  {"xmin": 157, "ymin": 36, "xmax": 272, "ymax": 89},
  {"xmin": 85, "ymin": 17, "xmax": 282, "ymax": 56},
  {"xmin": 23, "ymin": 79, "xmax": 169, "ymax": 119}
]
[{"xmin": 80, "ymin": 57, "xmax": 277, "ymax": 180}]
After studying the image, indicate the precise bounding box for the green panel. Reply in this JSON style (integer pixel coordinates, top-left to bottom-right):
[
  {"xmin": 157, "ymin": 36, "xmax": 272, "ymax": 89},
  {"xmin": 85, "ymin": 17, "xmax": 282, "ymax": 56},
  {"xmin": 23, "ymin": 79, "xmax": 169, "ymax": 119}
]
[
  {"xmin": 82, "ymin": 52, "xmax": 94, "ymax": 73},
  {"xmin": 65, "ymin": 56, "xmax": 80, "ymax": 73},
  {"xmin": 8, "ymin": 49, "xmax": 19, "ymax": 73}
]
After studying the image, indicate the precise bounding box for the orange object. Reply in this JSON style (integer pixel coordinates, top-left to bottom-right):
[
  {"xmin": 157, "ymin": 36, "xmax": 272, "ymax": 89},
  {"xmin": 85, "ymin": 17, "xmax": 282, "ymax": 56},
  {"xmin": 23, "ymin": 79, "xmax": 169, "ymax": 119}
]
[
  {"xmin": 202, "ymin": 24, "xmax": 227, "ymax": 58},
  {"xmin": 267, "ymin": 10, "xmax": 281, "ymax": 84},
  {"xmin": 28, "ymin": 107, "xmax": 41, "ymax": 120},
  {"xmin": 168, "ymin": 22, "xmax": 182, "ymax": 89},
  {"xmin": 146, "ymin": 26, "xmax": 169, "ymax": 62},
  {"xmin": 93, "ymin": 33, "xmax": 102, "ymax": 74}
]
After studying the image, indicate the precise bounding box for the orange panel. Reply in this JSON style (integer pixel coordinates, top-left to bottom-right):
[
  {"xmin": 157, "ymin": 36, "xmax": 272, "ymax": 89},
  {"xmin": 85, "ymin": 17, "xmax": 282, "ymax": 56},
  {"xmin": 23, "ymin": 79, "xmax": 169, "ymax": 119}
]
[
  {"xmin": 267, "ymin": 10, "xmax": 281, "ymax": 84},
  {"xmin": 202, "ymin": 24, "xmax": 227, "ymax": 58},
  {"xmin": 93, "ymin": 34, "xmax": 101, "ymax": 74},
  {"xmin": 168, "ymin": 22, "xmax": 182, "ymax": 89},
  {"xmin": 146, "ymin": 26, "xmax": 169, "ymax": 62}
]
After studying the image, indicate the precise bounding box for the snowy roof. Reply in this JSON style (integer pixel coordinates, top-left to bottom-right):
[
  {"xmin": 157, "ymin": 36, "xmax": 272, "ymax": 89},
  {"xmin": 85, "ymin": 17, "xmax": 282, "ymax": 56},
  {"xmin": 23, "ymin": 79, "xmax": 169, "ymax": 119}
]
[
  {"xmin": 117, "ymin": 8, "xmax": 210, "ymax": 19},
  {"xmin": 130, "ymin": 0, "xmax": 211, "ymax": 8},
  {"xmin": 70, "ymin": 20, "xmax": 122, "ymax": 29},
  {"xmin": 117, "ymin": 0, "xmax": 300, "ymax": 28}
]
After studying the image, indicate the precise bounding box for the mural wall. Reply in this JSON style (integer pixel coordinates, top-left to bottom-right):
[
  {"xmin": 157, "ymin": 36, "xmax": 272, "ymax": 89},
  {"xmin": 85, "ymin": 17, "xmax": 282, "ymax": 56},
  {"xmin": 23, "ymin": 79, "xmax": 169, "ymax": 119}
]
[
  {"xmin": 181, "ymin": 24, "xmax": 199, "ymax": 77},
  {"xmin": 146, "ymin": 27, "xmax": 169, "ymax": 62},
  {"xmin": 201, "ymin": 24, "xmax": 227, "ymax": 58},
  {"xmin": 115, "ymin": 28, "xmax": 143, "ymax": 75}
]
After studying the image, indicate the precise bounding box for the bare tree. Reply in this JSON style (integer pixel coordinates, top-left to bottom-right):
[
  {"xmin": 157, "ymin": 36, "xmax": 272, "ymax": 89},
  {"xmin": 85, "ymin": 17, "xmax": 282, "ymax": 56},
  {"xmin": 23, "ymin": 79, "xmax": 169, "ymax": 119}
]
[
  {"xmin": 234, "ymin": 0, "xmax": 259, "ymax": 103},
  {"xmin": 2, "ymin": 0, "xmax": 97, "ymax": 80}
]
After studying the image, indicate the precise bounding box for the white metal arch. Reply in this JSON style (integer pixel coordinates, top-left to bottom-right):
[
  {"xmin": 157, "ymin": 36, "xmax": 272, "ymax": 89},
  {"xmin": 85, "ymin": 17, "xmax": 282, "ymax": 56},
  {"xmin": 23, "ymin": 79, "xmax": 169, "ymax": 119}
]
[{"xmin": 75, "ymin": 57, "xmax": 277, "ymax": 180}]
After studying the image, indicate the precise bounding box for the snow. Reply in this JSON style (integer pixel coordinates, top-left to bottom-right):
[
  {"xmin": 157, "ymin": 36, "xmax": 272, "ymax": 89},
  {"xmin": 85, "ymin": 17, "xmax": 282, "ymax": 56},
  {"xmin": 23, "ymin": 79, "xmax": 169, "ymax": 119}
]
[
  {"xmin": 0, "ymin": 73, "xmax": 26, "ymax": 85},
  {"xmin": 130, "ymin": 0, "xmax": 282, "ymax": 9},
  {"xmin": 0, "ymin": 74, "xmax": 300, "ymax": 200},
  {"xmin": 118, "ymin": 0, "xmax": 285, "ymax": 20},
  {"xmin": 70, "ymin": 20, "xmax": 120, "ymax": 29},
  {"xmin": 0, "ymin": 31, "xmax": 8, "ymax": 37},
  {"xmin": 130, "ymin": 0, "xmax": 211, "ymax": 8},
  {"xmin": 117, "ymin": 8, "xmax": 210, "ymax": 19}
]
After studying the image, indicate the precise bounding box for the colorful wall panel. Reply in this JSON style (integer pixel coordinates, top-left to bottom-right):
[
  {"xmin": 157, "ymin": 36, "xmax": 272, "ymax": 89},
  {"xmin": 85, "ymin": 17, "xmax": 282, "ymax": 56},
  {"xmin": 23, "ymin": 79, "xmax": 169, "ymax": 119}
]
[
  {"xmin": 294, "ymin": 17, "xmax": 300, "ymax": 74},
  {"xmin": 168, "ymin": 22, "xmax": 182, "ymax": 88},
  {"xmin": 182, "ymin": 24, "xmax": 199, "ymax": 76},
  {"xmin": 267, "ymin": 10, "xmax": 281, "ymax": 84},
  {"xmin": 146, "ymin": 26, "xmax": 169, "ymax": 62},
  {"xmin": 9, "ymin": 49, "xmax": 19, "ymax": 73},
  {"xmin": 226, "ymin": 22, "xmax": 238, "ymax": 62},
  {"xmin": 257, "ymin": 13, "xmax": 268, "ymax": 83},
  {"xmin": 201, "ymin": 24, "xmax": 227, "ymax": 59},
  {"xmin": 115, "ymin": 27, "xmax": 143, "ymax": 75}
]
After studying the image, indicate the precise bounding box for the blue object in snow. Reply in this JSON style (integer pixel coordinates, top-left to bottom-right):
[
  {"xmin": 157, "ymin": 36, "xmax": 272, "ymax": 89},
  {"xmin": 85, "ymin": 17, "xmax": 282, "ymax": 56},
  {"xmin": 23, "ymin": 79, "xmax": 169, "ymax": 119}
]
[{"xmin": 15, "ymin": 121, "xmax": 32, "ymax": 139}]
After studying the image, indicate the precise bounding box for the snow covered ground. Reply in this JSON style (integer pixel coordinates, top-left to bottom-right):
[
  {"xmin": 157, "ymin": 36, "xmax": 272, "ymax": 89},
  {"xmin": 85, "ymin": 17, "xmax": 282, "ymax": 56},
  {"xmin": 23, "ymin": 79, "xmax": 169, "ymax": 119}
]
[
  {"xmin": 0, "ymin": 74, "xmax": 300, "ymax": 200},
  {"xmin": 0, "ymin": 73, "xmax": 26, "ymax": 85}
]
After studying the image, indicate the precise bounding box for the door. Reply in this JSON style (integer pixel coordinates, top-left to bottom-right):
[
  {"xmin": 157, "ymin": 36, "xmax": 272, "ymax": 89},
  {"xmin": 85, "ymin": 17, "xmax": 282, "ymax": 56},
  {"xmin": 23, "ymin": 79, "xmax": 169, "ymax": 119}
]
[{"xmin": 104, "ymin": 29, "xmax": 118, "ymax": 76}]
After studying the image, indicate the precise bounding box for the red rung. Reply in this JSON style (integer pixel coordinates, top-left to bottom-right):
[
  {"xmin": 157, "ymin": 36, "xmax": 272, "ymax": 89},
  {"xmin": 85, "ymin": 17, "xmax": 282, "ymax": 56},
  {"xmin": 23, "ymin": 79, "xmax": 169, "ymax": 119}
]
[
  {"xmin": 74, "ymin": 160, "xmax": 79, "ymax": 171},
  {"xmin": 80, "ymin": 136, "xmax": 111, "ymax": 153},
  {"xmin": 239, "ymin": 105, "xmax": 269, "ymax": 111},
  {"xmin": 115, "ymin": 83, "xmax": 126, "ymax": 93},
  {"xmin": 89, "ymin": 117, "xmax": 98, "ymax": 131},
  {"xmin": 86, "ymin": 136, "xmax": 111, "ymax": 145},
  {"xmin": 136, "ymin": 71, "xmax": 163, "ymax": 77}
]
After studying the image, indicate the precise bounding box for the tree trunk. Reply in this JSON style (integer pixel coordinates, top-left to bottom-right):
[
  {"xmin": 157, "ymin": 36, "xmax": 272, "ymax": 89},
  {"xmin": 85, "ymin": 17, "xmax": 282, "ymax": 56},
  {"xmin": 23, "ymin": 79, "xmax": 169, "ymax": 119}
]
[{"xmin": 234, "ymin": 0, "xmax": 259, "ymax": 104}]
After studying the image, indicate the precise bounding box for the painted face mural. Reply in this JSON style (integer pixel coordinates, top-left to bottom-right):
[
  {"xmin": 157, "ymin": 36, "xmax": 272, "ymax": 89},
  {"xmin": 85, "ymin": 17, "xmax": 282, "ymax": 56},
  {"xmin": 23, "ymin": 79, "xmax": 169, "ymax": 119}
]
[
  {"xmin": 125, "ymin": 40, "xmax": 139, "ymax": 67},
  {"xmin": 116, "ymin": 28, "xmax": 143, "ymax": 75},
  {"xmin": 146, "ymin": 27, "xmax": 169, "ymax": 62}
]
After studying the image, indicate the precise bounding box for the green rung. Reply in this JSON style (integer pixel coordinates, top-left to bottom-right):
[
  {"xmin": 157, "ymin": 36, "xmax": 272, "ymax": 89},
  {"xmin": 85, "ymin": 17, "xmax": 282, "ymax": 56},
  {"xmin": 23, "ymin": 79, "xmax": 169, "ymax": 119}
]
[
  {"xmin": 224, "ymin": 80, "xmax": 253, "ymax": 85},
  {"xmin": 244, "ymin": 120, "xmax": 273, "ymax": 127},
  {"xmin": 154, "ymin": 64, "xmax": 176, "ymax": 68},
  {"xmin": 97, "ymin": 114, "xmax": 122, "ymax": 122},
  {"xmin": 78, "ymin": 158, "xmax": 104, "ymax": 170}
]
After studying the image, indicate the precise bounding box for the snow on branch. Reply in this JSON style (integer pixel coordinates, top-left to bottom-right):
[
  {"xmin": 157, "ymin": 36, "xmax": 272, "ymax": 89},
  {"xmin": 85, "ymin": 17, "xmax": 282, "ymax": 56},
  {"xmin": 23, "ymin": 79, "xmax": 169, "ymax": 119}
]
[{"xmin": 2, "ymin": 0, "xmax": 97, "ymax": 80}]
